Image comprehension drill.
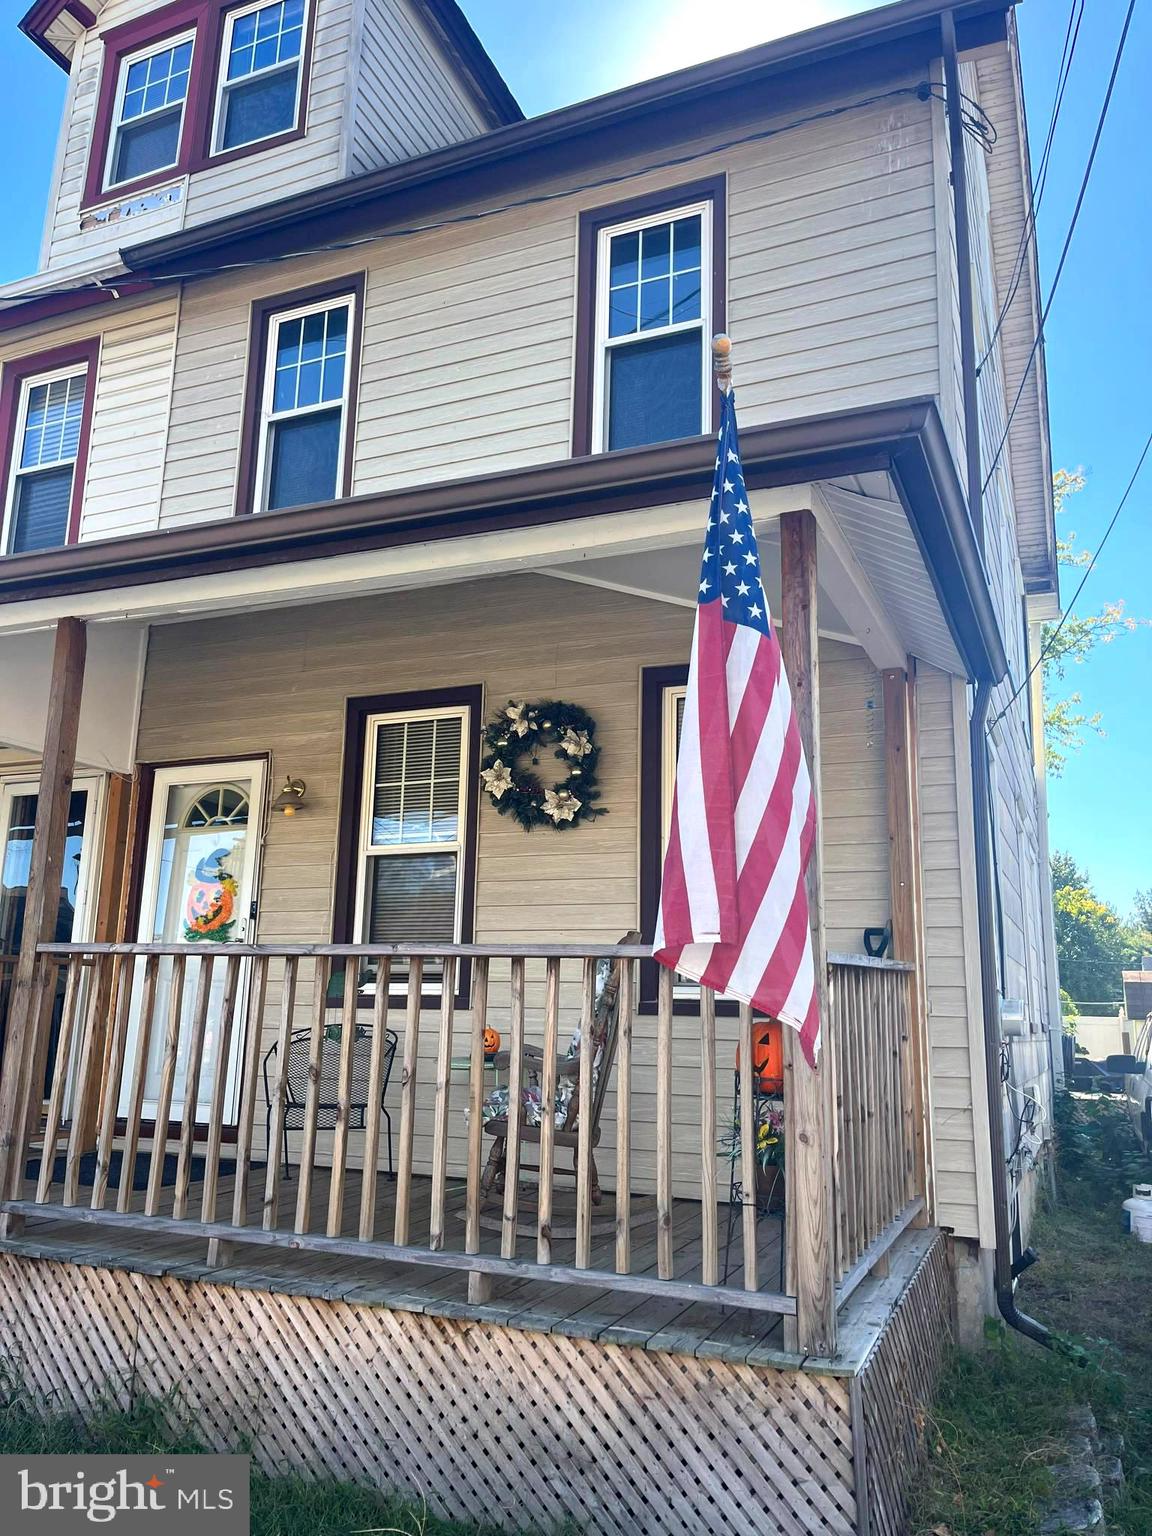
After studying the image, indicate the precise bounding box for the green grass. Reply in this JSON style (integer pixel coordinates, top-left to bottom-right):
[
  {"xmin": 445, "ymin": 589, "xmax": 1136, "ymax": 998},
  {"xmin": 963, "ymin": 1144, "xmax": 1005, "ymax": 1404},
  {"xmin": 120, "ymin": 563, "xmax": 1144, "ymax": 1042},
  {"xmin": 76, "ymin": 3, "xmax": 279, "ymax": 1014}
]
[
  {"xmin": 910, "ymin": 1091, "xmax": 1152, "ymax": 1536},
  {"xmin": 0, "ymin": 1384, "xmax": 550, "ymax": 1536}
]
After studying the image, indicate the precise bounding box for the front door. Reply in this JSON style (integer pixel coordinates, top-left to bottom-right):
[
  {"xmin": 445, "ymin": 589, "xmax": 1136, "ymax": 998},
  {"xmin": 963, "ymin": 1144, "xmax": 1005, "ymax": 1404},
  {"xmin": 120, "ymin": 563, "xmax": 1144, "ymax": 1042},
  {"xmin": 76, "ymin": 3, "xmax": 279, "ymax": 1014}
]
[
  {"xmin": 0, "ymin": 774, "xmax": 102, "ymax": 1096},
  {"xmin": 123, "ymin": 760, "xmax": 266, "ymax": 1124}
]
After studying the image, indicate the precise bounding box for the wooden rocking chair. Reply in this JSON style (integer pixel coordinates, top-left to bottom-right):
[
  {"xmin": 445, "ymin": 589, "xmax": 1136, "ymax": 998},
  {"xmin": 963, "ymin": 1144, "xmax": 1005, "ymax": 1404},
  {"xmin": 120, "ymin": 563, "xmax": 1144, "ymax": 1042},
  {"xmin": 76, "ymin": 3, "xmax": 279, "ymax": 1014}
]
[{"xmin": 480, "ymin": 932, "xmax": 640, "ymax": 1207}]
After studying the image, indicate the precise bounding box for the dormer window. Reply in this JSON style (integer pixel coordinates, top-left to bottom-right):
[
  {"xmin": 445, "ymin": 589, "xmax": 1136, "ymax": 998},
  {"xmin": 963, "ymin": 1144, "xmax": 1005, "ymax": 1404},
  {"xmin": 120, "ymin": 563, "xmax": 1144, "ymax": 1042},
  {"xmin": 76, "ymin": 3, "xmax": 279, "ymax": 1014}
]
[
  {"xmin": 107, "ymin": 33, "xmax": 195, "ymax": 188},
  {"xmin": 82, "ymin": 0, "xmax": 316, "ymax": 211},
  {"xmin": 213, "ymin": 0, "xmax": 308, "ymax": 152}
]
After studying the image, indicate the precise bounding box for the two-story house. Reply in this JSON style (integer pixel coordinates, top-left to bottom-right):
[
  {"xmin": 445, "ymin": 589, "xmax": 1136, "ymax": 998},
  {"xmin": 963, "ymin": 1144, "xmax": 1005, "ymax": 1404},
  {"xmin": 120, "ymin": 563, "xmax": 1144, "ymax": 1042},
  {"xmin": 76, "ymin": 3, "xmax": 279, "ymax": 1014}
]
[{"xmin": 0, "ymin": 2, "xmax": 1061, "ymax": 1532}]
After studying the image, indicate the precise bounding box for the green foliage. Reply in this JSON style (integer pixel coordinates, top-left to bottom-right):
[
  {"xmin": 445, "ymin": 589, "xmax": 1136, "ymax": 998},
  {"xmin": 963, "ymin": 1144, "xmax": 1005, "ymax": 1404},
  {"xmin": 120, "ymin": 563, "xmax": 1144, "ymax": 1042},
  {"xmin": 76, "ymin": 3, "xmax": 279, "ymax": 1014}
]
[
  {"xmin": 0, "ymin": 1389, "xmax": 550, "ymax": 1536},
  {"xmin": 1042, "ymin": 468, "xmax": 1146, "ymax": 776},
  {"xmin": 1136, "ymin": 888, "xmax": 1152, "ymax": 934},
  {"xmin": 1051, "ymin": 851, "xmax": 1151, "ymax": 1006},
  {"xmin": 1060, "ymin": 987, "xmax": 1080, "ymax": 1020},
  {"xmin": 1053, "ymin": 1088, "xmax": 1152, "ymax": 1200}
]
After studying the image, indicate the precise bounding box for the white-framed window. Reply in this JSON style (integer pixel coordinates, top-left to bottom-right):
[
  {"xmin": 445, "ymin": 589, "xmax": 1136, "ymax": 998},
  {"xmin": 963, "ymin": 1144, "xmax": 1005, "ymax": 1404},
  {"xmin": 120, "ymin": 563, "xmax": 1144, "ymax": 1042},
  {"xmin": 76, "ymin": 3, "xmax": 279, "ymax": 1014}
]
[
  {"xmin": 105, "ymin": 31, "xmax": 195, "ymax": 189},
  {"xmin": 212, "ymin": 0, "xmax": 308, "ymax": 154},
  {"xmin": 2, "ymin": 366, "xmax": 89, "ymax": 555},
  {"xmin": 254, "ymin": 293, "xmax": 354, "ymax": 512},
  {"xmin": 592, "ymin": 201, "xmax": 711, "ymax": 453},
  {"xmin": 353, "ymin": 707, "xmax": 470, "ymax": 956}
]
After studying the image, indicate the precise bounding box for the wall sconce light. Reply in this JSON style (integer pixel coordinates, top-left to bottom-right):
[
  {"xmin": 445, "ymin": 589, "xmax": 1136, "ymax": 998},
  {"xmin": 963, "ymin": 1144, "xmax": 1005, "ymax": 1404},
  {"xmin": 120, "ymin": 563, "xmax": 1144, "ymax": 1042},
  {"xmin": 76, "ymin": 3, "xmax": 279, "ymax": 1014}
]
[{"xmin": 273, "ymin": 776, "xmax": 307, "ymax": 816}]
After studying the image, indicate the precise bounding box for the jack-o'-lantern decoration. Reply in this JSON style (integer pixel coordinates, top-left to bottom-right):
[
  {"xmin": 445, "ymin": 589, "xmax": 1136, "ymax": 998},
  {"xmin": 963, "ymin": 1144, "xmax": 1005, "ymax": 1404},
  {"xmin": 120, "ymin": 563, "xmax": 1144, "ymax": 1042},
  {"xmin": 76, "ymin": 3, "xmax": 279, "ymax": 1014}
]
[
  {"xmin": 482, "ymin": 1027, "xmax": 501, "ymax": 1059},
  {"xmin": 183, "ymin": 847, "xmax": 239, "ymax": 943},
  {"xmin": 736, "ymin": 1018, "xmax": 784, "ymax": 1094}
]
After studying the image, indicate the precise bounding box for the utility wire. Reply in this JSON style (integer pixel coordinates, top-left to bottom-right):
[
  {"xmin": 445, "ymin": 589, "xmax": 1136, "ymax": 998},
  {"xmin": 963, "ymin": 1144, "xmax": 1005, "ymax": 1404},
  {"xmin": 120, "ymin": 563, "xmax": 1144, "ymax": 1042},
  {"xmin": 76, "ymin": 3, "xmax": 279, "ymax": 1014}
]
[
  {"xmin": 990, "ymin": 423, "xmax": 1152, "ymax": 733},
  {"xmin": 977, "ymin": 0, "xmax": 1084, "ymax": 374},
  {"xmin": 1, "ymin": 83, "xmax": 929, "ymax": 310},
  {"xmin": 981, "ymin": 0, "xmax": 1137, "ymax": 497}
]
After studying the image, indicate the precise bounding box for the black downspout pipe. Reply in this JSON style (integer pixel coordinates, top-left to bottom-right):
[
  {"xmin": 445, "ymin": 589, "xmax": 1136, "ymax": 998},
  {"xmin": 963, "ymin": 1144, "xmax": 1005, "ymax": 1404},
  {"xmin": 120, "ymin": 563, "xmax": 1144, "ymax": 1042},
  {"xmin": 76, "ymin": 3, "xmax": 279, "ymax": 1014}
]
[{"xmin": 942, "ymin": 10, "xmax": 1051, "ymax": 1348}]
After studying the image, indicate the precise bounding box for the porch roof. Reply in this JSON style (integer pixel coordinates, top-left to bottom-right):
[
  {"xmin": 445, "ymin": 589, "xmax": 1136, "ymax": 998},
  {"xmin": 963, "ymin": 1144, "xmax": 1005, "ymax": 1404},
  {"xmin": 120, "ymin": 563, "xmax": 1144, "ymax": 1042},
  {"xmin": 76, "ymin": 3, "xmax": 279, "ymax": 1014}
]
[{"xmin": 0, "ymin": 398, "xmax": 1006, "ymax": 682}]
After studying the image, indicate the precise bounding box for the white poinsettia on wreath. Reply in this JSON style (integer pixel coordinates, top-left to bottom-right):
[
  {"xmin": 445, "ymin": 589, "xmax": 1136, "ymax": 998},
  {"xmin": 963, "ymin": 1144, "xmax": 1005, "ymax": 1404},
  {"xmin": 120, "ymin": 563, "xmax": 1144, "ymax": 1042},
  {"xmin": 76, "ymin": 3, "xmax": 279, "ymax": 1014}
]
[
  {"xmin": 480, "ymin": 760, "xmax": 513, "ymax": 800},
  {"xmin": 559, "ymin": 726, "xmax": 593, "ymax": 759},
  {"xmin": 542, "ymin": 787, "xmax": 582, "ymax": 824}
]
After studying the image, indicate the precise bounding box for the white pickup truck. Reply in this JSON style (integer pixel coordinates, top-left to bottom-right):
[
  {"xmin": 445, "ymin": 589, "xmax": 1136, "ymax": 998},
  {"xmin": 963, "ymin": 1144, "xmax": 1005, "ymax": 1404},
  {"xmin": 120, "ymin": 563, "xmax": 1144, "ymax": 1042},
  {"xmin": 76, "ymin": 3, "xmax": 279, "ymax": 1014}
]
[{"xmin": 1110, "ymin": 1017, "xmax": 1152, "ymax": 1150}]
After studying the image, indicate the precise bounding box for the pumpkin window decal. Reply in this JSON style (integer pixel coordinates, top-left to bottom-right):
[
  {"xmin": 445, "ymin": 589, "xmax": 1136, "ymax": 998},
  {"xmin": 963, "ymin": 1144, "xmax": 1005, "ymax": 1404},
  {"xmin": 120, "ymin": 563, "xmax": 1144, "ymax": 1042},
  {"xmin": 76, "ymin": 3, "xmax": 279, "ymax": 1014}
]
[{"xmin": 180, "ymin": 785, "xmax": 249, "ymax": 944}]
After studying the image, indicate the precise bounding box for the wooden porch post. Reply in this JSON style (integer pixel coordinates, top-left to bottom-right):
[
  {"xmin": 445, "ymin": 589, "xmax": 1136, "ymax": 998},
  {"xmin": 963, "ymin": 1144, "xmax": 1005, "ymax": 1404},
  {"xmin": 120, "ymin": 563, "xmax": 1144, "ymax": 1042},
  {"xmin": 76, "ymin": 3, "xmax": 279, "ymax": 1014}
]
[
  {"xmin": 779, "ymin": 511, "xmax": 836, "ymax": 1357},
  {"xmin": 882, "ymin": 663, "xmax": 934, "ymax": 1221},
  {"xmin": 0, "ymin": 618, "xmax": 87, "ymax": 1228}
]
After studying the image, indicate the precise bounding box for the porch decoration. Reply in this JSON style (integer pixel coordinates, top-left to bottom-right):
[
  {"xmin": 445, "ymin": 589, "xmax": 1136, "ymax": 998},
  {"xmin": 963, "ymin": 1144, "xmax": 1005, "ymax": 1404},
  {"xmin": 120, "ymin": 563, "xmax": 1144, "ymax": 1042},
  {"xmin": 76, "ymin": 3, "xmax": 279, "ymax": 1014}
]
[
  {"xmin": 479, "ymin": 699, "xmax": 606, "ymax": 831},
  {"xmin": 182, "ymin": 847, "xmax": 239, "ymax": 942}
]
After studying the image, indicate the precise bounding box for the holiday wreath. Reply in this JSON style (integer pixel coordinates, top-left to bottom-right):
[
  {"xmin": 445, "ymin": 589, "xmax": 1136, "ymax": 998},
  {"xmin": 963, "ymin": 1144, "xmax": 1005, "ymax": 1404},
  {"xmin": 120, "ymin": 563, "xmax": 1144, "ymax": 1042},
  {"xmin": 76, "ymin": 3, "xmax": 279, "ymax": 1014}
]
[{"xmin": 479, "ymin": 699, "xmax": 606, "ymax": 831}]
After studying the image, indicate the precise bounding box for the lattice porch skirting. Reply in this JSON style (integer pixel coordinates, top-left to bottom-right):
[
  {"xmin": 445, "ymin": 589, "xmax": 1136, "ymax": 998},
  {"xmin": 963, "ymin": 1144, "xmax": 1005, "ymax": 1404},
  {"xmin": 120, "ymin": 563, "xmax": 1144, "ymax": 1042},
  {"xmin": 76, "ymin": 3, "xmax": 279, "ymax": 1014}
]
[{"xmin": 0, "ymin": 1237, "xmax": 951, "ymax": 1535}]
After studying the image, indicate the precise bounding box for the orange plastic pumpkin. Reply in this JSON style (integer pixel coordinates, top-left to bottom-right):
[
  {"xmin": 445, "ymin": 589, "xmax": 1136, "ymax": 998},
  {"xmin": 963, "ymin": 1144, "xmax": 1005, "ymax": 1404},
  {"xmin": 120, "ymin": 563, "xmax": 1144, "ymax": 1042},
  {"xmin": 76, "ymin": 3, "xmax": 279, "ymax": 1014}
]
[
  {"xmin": 735, "ymin": 1018, "xmax": 783, "ymax": 1094},
  {"xmin": 482, "ymin": 1027, "xmax": 501, "ymax": 1059}
]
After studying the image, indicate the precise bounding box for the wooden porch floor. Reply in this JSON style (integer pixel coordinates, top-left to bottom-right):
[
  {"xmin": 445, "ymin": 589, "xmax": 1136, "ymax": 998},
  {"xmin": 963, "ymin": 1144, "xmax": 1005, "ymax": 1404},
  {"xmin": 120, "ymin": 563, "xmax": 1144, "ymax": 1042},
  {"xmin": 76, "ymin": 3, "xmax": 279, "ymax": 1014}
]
[{"xmin": 2, "ymin": 1165, "xmax": 788, "ymax": 1365}]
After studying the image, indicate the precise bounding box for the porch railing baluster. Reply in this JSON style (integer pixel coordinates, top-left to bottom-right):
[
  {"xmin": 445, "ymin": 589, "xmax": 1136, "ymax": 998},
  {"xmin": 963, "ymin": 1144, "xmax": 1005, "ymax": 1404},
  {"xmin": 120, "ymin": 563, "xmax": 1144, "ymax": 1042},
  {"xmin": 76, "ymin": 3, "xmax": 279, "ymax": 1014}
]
[
  {"xmin": 656, "ymin": 966, "xmax": 674, "ymax": 1281},
  {"xmin": 232, "ymin": 954, "xmax": 271, "ymax": 1230},
  {"xmin": 294, "ymin": 955, "xmax": 330, "ymax": 1235},
  {"xmin": 536, "ymin": 956, "xmax": 560, "ymax": 1266},
  {"xmin": 738, "ymin": 1000, "xmax": 758, "ymax": 1293},
  {"xmin": 428, "ymin": 956, "xmax": 457, "ymax": 1253},
  {"xmin": 358, "ymin": 957, "xmax": 393, "ymax": 1242},
  {"xmin": 392, "ymin": 956, "xmax": 423, "ymax": 1246},
  {"xmin": 464, "ymin": 955, "xmax": 489, "ymax": 1264},
  {"xmin": 64, "ymin": 953, "xmax": 115, "ymax": 1206},
  {"xmin": 327, "ymin": 958, "xmax": 361, "ymax": 1239},
  {"xmin": 500, "ymin": 957, "xmax": 526, "ymax": 1261},
  {"xmin": 575, "ymin": 956, "xmax": 596, "ymax": 1270},
  {"xmin": 614, "ymin": 957, "xmax": 633, "ymax": 1277},
  {"xmin": 144, "ymin": 952, "xmax": 186, "ymax": 1217},
  {"xmin": 35, "ymin": 957, "xmax": 83, "ymax": 1203},
  {"xmin": 92, "ymin": 955, "xmax": 136, "ymax": 1211},
  {"xmin": 262, "ymin": 955, "xmax": 298, "ymax": 1231},
  {"xmin": 117, "ymin": 953, "xmax": 161, "ymax": 1214},
  {"xmin": 201, "ymin": 954, "xmax": 242, "ymax": 1230},
  {"xmin": 174, "ymin": 955, "xmax": 215, "ymax": 1221},
  {"xmin": 698, "ymin": 984, "xmax": 718, "ymax": 1288}
]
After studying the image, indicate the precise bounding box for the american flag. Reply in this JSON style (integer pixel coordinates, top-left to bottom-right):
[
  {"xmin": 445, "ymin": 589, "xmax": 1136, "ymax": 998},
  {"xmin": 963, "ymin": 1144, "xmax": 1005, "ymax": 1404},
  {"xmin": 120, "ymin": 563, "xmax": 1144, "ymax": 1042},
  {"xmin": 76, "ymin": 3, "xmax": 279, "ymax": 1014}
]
[{"xmin": 653, "ymin": 389, "xmax": 820, "ymax": 1065}]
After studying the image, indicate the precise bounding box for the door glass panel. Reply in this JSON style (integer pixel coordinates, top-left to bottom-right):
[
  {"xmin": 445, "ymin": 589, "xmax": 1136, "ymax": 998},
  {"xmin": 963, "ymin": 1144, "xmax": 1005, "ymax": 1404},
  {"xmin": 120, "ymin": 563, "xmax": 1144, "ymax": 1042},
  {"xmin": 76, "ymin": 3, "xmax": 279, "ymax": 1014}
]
[
  {"xmin": 139, "ymin": 777, "xmax": 256, "ymax": 1117},
  {"xmin": 0, "ymin": 789, "xmax": 89, "ymax": 1093}
]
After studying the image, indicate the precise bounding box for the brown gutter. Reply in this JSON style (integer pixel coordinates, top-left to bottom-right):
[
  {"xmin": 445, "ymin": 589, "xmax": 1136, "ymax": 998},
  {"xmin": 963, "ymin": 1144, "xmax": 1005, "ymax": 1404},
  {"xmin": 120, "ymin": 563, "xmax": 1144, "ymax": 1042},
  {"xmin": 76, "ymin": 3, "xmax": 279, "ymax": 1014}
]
[
  {"xmin": 0, "ymin": 398, "xmax": 1005, "ymax": 682},
  {"xmin": 123, "ymin": 0, "xmax": 1013, "ymax": 276}
]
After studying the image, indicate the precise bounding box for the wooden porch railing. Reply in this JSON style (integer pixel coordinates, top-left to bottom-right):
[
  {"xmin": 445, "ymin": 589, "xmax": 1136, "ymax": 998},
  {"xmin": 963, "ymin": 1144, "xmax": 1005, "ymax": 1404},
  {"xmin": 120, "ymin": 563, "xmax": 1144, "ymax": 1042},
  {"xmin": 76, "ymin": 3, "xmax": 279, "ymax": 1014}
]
[
  {"xmin": 827, "ymin": 954, "xmax": 923, "ymax": 1300},
  {"xmin": 1, "ymin": 941, "xmax": 799, "ymax": 1319}
]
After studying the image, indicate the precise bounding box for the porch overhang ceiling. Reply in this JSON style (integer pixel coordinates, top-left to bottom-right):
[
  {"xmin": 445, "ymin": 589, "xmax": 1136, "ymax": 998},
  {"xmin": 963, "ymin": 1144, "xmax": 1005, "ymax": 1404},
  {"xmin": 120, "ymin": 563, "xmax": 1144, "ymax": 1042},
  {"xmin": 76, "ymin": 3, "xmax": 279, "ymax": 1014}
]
[{"xmin": 0, "ymin": 398, "xmax": 1007, "ymax": 682}]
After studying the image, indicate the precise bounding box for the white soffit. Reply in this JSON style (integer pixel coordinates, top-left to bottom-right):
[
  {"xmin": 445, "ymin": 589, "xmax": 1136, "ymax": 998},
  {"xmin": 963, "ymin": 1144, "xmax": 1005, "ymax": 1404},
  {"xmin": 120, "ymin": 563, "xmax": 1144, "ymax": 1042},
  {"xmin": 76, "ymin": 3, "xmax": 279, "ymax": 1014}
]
[{"xmin": 819, "ymin": 480, "xmax": 966, "ymax": 676}]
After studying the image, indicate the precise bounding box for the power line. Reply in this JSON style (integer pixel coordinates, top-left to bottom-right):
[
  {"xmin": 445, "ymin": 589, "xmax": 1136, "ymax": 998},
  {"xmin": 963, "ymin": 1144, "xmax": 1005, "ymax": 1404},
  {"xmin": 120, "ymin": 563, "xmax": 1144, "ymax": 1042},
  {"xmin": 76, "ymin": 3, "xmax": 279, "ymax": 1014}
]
[
  {"xmin": 977, "ymin": 0, "xmax": 1084, "ymax": 375},
  {"xmin": 1, "ymin": 83, "xmax": 929, "ymax": 311},
  {"xmin": 981, "ymin": 0, "xmax": 1137, "ymax": 498},
  {"xmin": 990, "ymin": 422, "xmax": 1152, "ymax": 734}
]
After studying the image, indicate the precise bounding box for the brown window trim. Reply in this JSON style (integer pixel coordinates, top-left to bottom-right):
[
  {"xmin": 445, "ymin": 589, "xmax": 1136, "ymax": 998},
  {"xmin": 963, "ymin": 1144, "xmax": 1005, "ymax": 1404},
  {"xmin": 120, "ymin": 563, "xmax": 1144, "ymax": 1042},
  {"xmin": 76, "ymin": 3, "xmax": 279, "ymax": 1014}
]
[
  {"xmin": 80, "ymin": 0, "xmax": 317, "ymax": 213},
  {"xmin": 234, "ymin": 271, "xmax": 367, "ymax": 518},
  {"xmin": 638, "ymin": 663, "xmax": 737, "ymax": 1017},
  {"xmin": 333, "ymin": 685, "xmax": 484, "ymax": 1010},
  {"xmin": 572, "ymin": 175, "xmax": 727, "ymax": 459},
  {"xmin": 0, "ymin": 338, "xmax": 100, "ymax": 555}
]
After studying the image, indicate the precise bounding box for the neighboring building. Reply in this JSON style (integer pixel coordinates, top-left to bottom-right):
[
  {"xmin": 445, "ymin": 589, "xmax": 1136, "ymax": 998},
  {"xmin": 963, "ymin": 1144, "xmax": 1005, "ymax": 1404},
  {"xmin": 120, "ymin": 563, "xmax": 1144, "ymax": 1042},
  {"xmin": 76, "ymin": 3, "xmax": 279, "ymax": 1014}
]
[{"xmin": 0, "ymin": 1, "xmax": 1061, "ymax": 1530}]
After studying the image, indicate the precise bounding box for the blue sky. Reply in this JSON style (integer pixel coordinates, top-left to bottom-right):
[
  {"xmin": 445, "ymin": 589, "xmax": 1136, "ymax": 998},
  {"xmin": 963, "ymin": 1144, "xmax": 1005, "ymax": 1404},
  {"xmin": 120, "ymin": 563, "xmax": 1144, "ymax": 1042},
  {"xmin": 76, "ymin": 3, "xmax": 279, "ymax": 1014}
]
[{"xmin": 1, "ymin": 0, "xmax": 1147, "ymax": 915}]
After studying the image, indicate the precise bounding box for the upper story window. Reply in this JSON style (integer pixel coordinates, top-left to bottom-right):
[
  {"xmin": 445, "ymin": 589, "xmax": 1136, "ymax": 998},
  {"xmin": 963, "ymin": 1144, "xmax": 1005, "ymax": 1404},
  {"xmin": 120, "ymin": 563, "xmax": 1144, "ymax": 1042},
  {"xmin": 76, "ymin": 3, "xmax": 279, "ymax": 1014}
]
[
  {"xmin": 0, "ymin": 344, "xmax": 98, "ymax": 557},
  {"xmin": 83, "ymin": 0, "xmax": 316, "ymax": 210},
  {"xmin": 107, "ymin": 33, "xmax": 195, "ymax": 188},
  {"xmin": 572, "ymin": 178, "xmax": 726, "ymax": 458},
  {"xmin": 238, "ymin": 275, "xmax": 365, "ymax": 515},
  {"xmin": 213, "ymin": 0, "xmax": 308, "ymax": 153}
]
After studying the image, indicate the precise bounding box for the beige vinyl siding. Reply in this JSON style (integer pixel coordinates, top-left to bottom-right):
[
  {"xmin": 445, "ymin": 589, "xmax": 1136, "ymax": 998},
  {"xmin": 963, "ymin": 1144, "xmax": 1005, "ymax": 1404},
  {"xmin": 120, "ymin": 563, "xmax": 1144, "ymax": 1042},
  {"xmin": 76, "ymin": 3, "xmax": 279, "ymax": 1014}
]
[
  {"xmin": 916, "ymin": 663, "xmax": 993, "ymax": 1244},
  {"xmin": 0, "ymin": 290, "xmax": 178, "ymax": 544},
  {"xmin": 134, "ymin": 574, "xmax": 889, "ymax": 1191},
  {"xmin": 348, "ymin": 0, "xmax": 490, "ymax": 174},
  {"xmin": 158, "ymin": 77, "xmax": 939, "ymax": 525}
]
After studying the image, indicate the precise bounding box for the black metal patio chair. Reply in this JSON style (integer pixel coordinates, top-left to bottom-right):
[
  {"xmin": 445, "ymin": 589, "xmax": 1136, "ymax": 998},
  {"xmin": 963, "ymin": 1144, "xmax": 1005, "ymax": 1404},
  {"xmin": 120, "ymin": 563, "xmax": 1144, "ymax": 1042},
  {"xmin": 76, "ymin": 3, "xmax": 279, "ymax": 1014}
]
[{"xmin": 263, "ymin": 1023, "xmax": 398, "ymax": 1181}]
